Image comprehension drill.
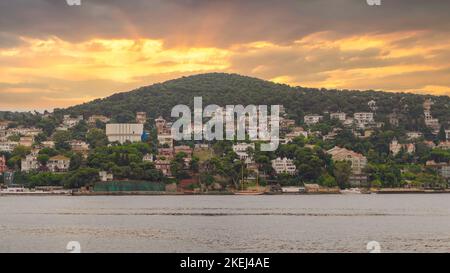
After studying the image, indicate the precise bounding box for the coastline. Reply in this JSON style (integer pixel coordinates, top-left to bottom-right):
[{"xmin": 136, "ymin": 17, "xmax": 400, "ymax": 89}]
[{"xmin": 2, "ymin": 189, "xmax": 450, "ymax": 196}]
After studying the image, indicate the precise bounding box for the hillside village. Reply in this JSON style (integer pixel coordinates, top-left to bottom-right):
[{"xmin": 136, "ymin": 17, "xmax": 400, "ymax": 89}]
[{"xmin": 1, "ymin": 93, "xmax": 449, "ymax": 194}]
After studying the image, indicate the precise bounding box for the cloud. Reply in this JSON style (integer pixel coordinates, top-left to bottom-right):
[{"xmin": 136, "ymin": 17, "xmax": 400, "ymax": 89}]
[
  {"xmin": 1, "ymin": 0, "xmax": 450, "ymax": 110},
  {"xmin": 1, "ymin": 0, "xmax": 450, "ymax": 47}
]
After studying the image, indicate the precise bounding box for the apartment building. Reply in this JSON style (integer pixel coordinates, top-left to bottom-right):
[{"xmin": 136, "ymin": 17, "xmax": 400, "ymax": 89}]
[{"xmin": 271, "ymin": 157, "xmax": 297, "ymax": 175}]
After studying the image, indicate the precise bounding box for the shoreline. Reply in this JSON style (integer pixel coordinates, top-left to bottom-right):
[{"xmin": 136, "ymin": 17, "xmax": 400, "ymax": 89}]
[{"xmin": 2, "ymin": 189, "xmax": 450, "ymax": 196}]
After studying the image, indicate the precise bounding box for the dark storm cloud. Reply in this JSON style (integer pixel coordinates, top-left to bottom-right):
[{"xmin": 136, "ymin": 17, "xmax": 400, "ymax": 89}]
[{"xmin": 0, "ymin": 0, "xmax": 449, "ymax": 47}]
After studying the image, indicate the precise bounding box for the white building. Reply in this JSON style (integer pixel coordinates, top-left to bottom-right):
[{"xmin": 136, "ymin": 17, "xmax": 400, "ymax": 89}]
[
  {"xmin": 47, "ymin": 155, "xmax": 70, "ymax": 173},
  {"xmin": 6, "ymin": 127, "xmax": 42, "ymax": 137},
  {"xmin": 407, "ymin": 132, "xmax": 423, "ymax": 140},
  {"xmin": 446, "ymin": 130, "xmax": 450, "ymax": 141},
  {"xmin": 143, "ymin": 153, "xmax": 154, "ymax": 162},
  {"xmin": 304, "ymin": 115, "xmax": 323, "ymax": 125},
  {"xmin": 62, "ymin": 115, "xmax": 83, "ymax": 129},
  {"xmin": 106, "ymin": 124, "xmax": 144, "ymax": 144},
  {"xmin": 21, "ymin": 153, "xmax": 40, "ymax": 172},
  {"xmin": 441, "ymin": 165, "xmax": 450, "ymax": 180},
  {"xmin": 271, "ymin": 157, "xmax": 297, "ymax": 175},
  {"xmin": 438, "ymin": 141, "xmax": 450, "ymax": 150},
  {"xmin": 69, "ymin": 140, "xmax": 90, "ymax": 156},
  {"xmin": 389, "ymin": 138, "xmax": 415, "ymax": 156},
  {"xmin": 232, "ymin": 143, "xmax": 255, "ymax": 163},
  {"xmin": 41, "ymin": 141, "xmax": 55, "ymax": 149},
  {"xmin": 330, "ymin": 112, "xmax": 346, "ymax": 121},
  {"xmin": 423, "ymin": 99, "xmax": 440, "ymax": 132},
  {"xmin": 99, "ymin": 171, "xmax": 114, "ymax": 182},
  {"xmin": 0, "ymin": 141, "xmax": 18, "ymax": 152},
  {"xmin": 353, "ymin": 112, "xmax": 374, "ymax": 125},
  {"xmin": 88, "ymin": 115, "xmax": 110, "ymax": 124}
]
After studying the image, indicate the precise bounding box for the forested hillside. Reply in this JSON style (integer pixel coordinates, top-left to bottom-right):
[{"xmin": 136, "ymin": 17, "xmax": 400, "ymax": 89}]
[{"xmin": 3, "ymin": 73, "xmax": 450, "ymax": 131}]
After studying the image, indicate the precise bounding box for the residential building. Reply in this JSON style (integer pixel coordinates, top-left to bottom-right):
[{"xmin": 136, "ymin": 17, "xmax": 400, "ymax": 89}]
[
  {"xmin": 232, "ymin": 143, "xmax": 255, "ymax": 162},
  {"xmin": 69, "ymin": 140, "xmax": 90, "ymax": 157},
  {"xmin": 0, "ymin": 121, "xmax": 10, "ymax": 130},
  {"xmin": 0, "ymin": 155, "xmax": 6, "ymax": 174},
  {"xmin": 21, "ymin": 153, "xmax": 40, "ymax": 172},
  {"xmin": 446, "ymin": 130, "xmax": 450, "ymax": 141},
  {"xmin": 368, "ymin": 100, "xmax": 377, "ymax": 111},
  {"xmin": 136, "ymin": 112, "xmax": 147, "ymax": 124},
  {"xmin": 106, "ymin": 123, "xmax": 144, "ymax": 144},
  {"xmin": 327, "ymin": 147, "xmax": 368, "ymax": 186},
  {"xmin": 174, "ymin": 145, "xmax": 193, "ymax": 156},
  {"xmin": 47, "ymin": 155, "xmax": 71, "ymax": 173},
  {"xmin": 62, "ymin": 115, "xmax": 83, "ymax": 129},
  {"xmin": 423, "ymin": 99, "xmax": 440, "ymax": 132},
  {"xmin": 271, "ymin": 157, "xmax": 297, "ymax": 175},
  {"xmin": 157, "ymin": 134, "xmax": 174, "ymax": 148},
  {"xmin": 158, "ymin": 148, "xmax": 174, "ymax": 159},
  {"xmin": 330, "ymin": 112, "xmax": 346, "ymax": 121},
  {"xmin": 438, "ymin": 141, "xmax": 450, "ymax": 150},
  {"xmin": 407, "ymin": 132, "xmax": 423, "ymax": 140},
  {"xmin": 353, "ymin": 112, "xmax": 374, "ymax": 125},
  {"xmin": 390, "ymin": 138, "xmax": 415, "ymax": 156},
  {"xmin": 285, "ymin": 127, "xmax": 308, "ymax": 143},
  {"xmin": 304, "ymin": 115, "xmax": 323, "ymax": 125},
  {"xmin": 88, "ymin": 115, "xmax": 110, "ymax": 124},
  {"xmin": 280, "ymin": 118, "xmax": 296, "ymax": 129},
  {"xmin": 388, "ymin": 113, "xmax": 399, "ymax": 127},
  {"xmin": 143, "ymin": 154, "xmax": 154, "ymax": 162},
  {"xmin": 441, "ymin": 165, "xmax": 450, "ymax": 181},
  {"xmin": 19, "ymin": 136, "xmax": 34, "ymax": 147},
  {"xmin": 6, "ymin": 127, "xmax": 42, "ymax": 137},
  {"xmin": 0, "ymin": 141, "xmax": 18, "ymax": 153},
  {"xmin": 343, "ymin": 117, "xmax": 354, "ymax": 127},
  {"xmin": 155, "ymin": 159, "xmax": 172, "ymax": 176},
  {"xmin": 99, "ymin": 171, "xmax": 114, "ymax": 182},
  {"xmin": 423, "ymin": 141, "xmax": 436, "ymax": 149},
  {"xmin": 426, "ymin": 161, "xmax": 450, "ymax": 181},
  {"xmin": 155, "ymin": 116, "xmax": 170, "ymax": 134},
  {"xmin": 41, "ymin": 141, "xmax": 55, "ymax": 149}
]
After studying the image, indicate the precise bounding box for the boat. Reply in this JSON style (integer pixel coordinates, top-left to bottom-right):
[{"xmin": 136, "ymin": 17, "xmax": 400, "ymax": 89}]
[
  {"xmin": 234, "ymin": 163, "xmax": 265, "ymax": 195},
  {"xmin": 340, "ymin": 188, "xmax": 362, "ymax": 194}
]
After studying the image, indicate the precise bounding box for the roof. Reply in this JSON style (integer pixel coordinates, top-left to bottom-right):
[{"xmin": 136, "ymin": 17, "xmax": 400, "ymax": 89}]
[
  {"xmin": 327, "ymin": 147, "xmax": 365, "ymax": 159},
  {"xmin": 49, "ymin": 155, "xmax": 70, "ymax": 161}
]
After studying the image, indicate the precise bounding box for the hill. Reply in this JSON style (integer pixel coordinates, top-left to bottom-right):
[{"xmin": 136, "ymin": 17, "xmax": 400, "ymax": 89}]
[{"xmin": 55, "ymin": 73, "xmax": 450, "ymax": 131}]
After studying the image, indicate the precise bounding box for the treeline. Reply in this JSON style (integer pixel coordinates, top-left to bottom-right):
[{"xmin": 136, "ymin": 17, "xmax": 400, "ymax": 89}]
[{"xmin": 57, "ymin": 73, "xmax": 450, "ymax": 131}]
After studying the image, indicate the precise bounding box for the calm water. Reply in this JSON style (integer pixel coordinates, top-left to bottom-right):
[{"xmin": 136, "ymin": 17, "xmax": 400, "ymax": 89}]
[{"xmin": 0, "ymin": 194, "xmax": 449, "ymax": 253}]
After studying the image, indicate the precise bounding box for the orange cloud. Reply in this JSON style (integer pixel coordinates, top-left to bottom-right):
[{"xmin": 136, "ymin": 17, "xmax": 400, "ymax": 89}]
[{"xmin": 1, "ymin": 30, "xmax": 450, "ymax": 111}]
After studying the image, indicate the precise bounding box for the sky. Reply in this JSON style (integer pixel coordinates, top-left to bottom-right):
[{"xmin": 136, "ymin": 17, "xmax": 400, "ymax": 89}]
[{"xmin": 1, "ymin": 0, "xmax": 450, "ymax": 111}]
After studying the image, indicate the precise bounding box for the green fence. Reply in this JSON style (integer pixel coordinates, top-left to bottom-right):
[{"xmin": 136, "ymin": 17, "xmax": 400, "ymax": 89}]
[{"xmin": 93, "ymin": 181, "xmax": 165, "ymax": 192}]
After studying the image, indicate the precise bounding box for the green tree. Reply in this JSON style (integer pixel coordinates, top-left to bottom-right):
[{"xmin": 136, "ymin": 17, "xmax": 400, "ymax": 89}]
[
  {"xmin": 86, "ymin": 128, "xmax": 108, "ymax": 148},
  {"xmin": 63, "ymin": 168, "xmax": 99, "ymax": 189},
  {"xmin": 53, "ymin": 130, "xmax": 72, "ymax": 150},
  {"xmin": 333, "ymin": 161, "xmax": 352, "ymax": 189}
]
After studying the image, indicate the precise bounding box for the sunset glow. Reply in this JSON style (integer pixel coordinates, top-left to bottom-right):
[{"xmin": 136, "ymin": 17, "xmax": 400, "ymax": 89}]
[{"xmin": 1, "ymin": 0, "xmax": 450, "ymax": 110}]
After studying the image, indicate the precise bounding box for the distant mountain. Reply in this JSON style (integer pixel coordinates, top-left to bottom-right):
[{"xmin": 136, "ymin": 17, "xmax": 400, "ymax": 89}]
[{"xmin": 57, "ymin": 73, "xmax": 450, "ymax": 131}]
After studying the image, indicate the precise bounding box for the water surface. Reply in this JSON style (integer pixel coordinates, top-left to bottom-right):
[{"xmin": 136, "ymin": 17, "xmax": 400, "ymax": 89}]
[{"xmin": 0, "ymin": 195, "xmax": 449, "ymax": 252}]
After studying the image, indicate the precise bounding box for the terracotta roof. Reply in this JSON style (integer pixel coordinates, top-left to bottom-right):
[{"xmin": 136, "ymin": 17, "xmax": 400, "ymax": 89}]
[{"xmin": 49, "ymin": 155, "xmax": 70, "ymax": 161}]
